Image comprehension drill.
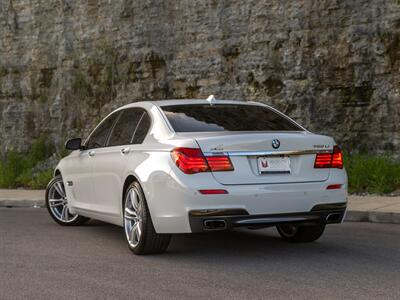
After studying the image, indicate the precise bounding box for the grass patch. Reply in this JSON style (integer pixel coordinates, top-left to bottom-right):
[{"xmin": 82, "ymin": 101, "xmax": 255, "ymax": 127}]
[{"xmin": 345, "ymin": 153, "xmax": 400, "ymax": 194}]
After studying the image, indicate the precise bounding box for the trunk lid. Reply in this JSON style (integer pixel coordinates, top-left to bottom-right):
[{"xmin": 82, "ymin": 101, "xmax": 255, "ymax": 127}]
[{"xmin": 189, "ymin": 132, "xmax": 334, "ymax": 185}]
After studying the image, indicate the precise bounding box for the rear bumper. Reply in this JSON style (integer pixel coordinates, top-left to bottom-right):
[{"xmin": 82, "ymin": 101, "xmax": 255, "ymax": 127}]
[
  {"xmin": 145, "ymin": 167, "xmax": 347, "ymax": 233},
  {"xmin": 189, "ymin": 203, "xmax": 347, "ymax": 233}
]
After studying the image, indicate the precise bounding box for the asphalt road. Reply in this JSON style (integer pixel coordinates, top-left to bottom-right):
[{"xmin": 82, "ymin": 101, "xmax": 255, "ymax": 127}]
[{"xmin": 1, "ymin": 208, "xmax": 399, "ymax": 300}]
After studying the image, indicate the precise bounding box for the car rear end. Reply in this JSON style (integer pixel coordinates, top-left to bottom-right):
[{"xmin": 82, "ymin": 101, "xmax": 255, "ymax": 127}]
[{"xmin": 150, "ymin": 101, "xmax": 347, "ymax": 234}]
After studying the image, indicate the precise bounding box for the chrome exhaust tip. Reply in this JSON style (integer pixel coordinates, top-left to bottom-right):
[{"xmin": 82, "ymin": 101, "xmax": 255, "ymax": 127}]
[
  {"xmin": 326, "ymin": 213, "xmax": 342, "ymax": 223},
  {"xmin": 203, "ymin": 219, "xmax": 227, "ymax": 230}
]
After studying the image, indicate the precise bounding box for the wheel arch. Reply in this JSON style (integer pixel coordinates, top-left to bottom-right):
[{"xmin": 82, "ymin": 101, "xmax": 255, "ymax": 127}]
[
  {"xmin": 54, "ymin": 169, "xmax": 61, "ymax": 177},
  {"xmin": 122, "ymin": 174, "xmax": 141, "ymax": 206},
  {"xmin": 121, "ymin": 173, "xmax": 159, "ymax": 225}
]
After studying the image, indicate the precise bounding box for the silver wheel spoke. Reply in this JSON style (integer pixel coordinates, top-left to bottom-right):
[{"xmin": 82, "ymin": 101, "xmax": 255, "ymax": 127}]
[
  {"xmin": 136, "ymin": 222, "xmax": 142, "ymax": 239},
  {"xmin": 49, "ymin": 199, "xmax": 63, "ymax": 207},
  {"xmin": 61, "ymin": 205, "xmax": 68, "ymax": 221},
  {"xmin": 125, "ymin": 207, "xmax": 137, "ymax": 220},
  {"xmin": 130, "ymin": 223, "xmax": 139, "ymax": 243},
  {"xmin": 64, "ymin": 206, "xmax": 70, "ymax": 221},
  {"xmin": 54, "ymin": 182, "xmax": 65, "ymax": 198},
  {"xmin": 130, "ymin": 189, "xmax": 140, "ymax": 211},
  {"xmin": 131, "ymin": 223, "xmax": 141, "ymax": 243}
]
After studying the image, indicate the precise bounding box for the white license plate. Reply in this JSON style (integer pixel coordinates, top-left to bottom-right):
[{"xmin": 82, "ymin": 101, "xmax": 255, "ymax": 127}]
[{"xmin": 257, "ymin": 156, "xmax": 291, "ymax": 174}]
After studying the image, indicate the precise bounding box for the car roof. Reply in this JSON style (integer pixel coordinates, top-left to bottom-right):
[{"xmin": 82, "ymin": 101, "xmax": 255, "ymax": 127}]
[
  {"xmin": 110, "ymin": 97, "xmax": 307, "ymax": 135},
  {"xmin": 151, "ymin": 99, "xmax": 260, "ymax": 107},
  {"xmin": 119, "ymin": 98, "xmax": 266, "ymax": 110}
]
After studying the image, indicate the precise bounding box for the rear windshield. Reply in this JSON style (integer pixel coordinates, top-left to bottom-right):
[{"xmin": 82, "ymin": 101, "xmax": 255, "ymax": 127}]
[{"xmin": 161, "ymin": 104, "xmax": 303, "ymax": 132}]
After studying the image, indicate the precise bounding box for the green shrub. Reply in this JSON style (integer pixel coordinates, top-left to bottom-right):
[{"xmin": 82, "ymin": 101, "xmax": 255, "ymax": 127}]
[
  {"xmin": 29, "ymin": 169, "xmax": 54, "ymax": 189},
  {"xmin": 344, "ymin": 153, "xmax": 400, "ymax": 194},
  {"xmin": 0, "ymin": 150, "xmax": 24, "ymax": 188},
  {"xmin": 25, "ymin": 136, "xmax": 54, "ymax": 168},
  {"xmin": 15, "ymin": 168, "xmax": 34, "ymax": 187},
  {"xmin": 11, "ymin": 168, "xmax": 53, "ymax": 189},
  {"xmin": 0, "ymin": 136, "xmax": 56, "ymax": 189}
]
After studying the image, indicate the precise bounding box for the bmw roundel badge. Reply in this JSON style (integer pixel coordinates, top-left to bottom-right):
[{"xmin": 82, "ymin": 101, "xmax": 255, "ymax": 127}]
[{"xmin": 272, "ymin": 139, "xmax": 280, "ymax": 149}]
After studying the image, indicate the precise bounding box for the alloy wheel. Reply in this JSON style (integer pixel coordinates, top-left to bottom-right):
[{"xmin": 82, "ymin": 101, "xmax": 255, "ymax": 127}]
[
  {"xmin": 124, "ymin": 187, "xmax": 143, "ymax": 248},
  {"xmin": 48, "ymin": 178, "xmax": 78, "ymax": 223}
]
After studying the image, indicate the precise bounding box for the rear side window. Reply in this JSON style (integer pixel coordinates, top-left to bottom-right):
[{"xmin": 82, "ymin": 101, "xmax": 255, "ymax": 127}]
[
  {"xmin": 161, "ymin": 104, "xmax": 302, "ymax": 132},
  {"xmin": 107, "ymin": 108, "xmax": 144, "ymax": 146},
  {"xmin": 86, "ymin": 112, "xmax": 120, "ymax": 149},
  {"xmin": 132, "ymin": 112, "xmax": 151, "ymax": 144}
]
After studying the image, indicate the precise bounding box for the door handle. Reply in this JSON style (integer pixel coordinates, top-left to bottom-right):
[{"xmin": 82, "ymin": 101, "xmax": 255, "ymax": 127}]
[
  {"xmin": 88, "ymin": 150, "xmax": 95, "ymax": 157},
  {"xmin": 121, "ymin": 147, "xmax": 130, "ymax": 155}
]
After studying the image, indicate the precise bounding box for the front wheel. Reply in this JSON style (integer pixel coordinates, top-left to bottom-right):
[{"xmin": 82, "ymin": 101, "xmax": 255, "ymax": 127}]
[
  {"xmin": 276, "ymin": 224, "xmax": 326, "ymax": 243},
  {"xmin": 46, "ymin": 175, "xmax": 89, "ymax": 226},
  {"xmin": 123, "ymin": 181, "xmax": 171, "ymax": 255}
]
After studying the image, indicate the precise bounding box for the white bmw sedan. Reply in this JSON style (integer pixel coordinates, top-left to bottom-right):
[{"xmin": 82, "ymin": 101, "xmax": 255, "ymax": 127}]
[{"xmin": 46, "ymin": 97, "xmax": 347, "ymax": 254}]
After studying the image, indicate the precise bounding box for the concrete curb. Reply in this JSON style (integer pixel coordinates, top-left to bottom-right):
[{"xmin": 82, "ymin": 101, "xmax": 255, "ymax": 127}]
[
  {"xmin": 0, "ymin": 189, "xmax": 45, "ymax": 208},
  {"xmin": 345, "ymin": 210, "xmax": 400, "ymax": 224},
  {"xmin": 0, "ymin": 199, "xmax": 45, "ymax": 208},
  {"xmin": 1, "ymin": 199, "xmax": 400, "ymax": 224}
]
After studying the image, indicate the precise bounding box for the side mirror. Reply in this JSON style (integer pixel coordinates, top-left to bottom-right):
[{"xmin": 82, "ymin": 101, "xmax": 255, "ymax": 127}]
[{"xmin": 65, "ymin": 138, "xmax": 84, "ymax": 151}]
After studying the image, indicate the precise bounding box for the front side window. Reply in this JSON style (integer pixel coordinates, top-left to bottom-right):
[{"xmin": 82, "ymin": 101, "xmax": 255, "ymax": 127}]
[
  {"xmin": 107, "ymin": 108, "xmax": 144, "ymax": 147},
  {"xmin": 85, "ymin": 112, "xmax": 120, "ymax": 149},
  {"xmin": 161, "ymin": 104, "xmax": 302, "ymax": 132}
]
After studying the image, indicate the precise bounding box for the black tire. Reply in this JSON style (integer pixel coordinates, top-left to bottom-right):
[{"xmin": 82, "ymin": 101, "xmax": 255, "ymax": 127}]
[
  {"xmin": 46, "ymin": 175, "xmax": 90, "ymax": 226},
  {"xmin": 276, "ymin": 224, "xmax": 326, "ymax": 243},
  {"xmin": 123, "ymin": 181, "xmax": 171, "ymax": 255}
]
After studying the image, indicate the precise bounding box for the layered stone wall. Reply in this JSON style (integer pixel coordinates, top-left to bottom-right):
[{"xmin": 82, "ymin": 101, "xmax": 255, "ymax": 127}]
[{"xmin": 0, "ymin": 0, "xmax": 399, "ymax": 153}]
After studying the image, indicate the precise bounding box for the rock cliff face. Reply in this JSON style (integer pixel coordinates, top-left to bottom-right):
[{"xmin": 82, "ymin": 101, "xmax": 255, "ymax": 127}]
[{"xmin": 0, "ymin": 0, "xmax": 399, "ymax": 153}]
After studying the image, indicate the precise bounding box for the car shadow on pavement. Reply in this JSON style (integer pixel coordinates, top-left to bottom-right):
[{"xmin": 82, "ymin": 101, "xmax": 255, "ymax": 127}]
[
  {"xmin": 83, "ymin": 219, "xmax": 351, "ymax": 261},
  {"xmin": 167, "ymin": 228, "xmax": 346, "ymax": 255}
]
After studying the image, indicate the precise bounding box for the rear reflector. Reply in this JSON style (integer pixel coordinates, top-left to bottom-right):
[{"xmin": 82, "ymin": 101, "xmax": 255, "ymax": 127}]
[
  {"xmin": 326, "ymin": 184, "xmax": 343, "ymax": 190},
  {"xmin": 171, "ymin": 147, "xmax": 234, "ymax": 174},
  {"xmin": 198, "ymin": 189, "xmax": 228, "ymax": 195},
  {"xmin": 314, "ymin": 146, "xmax": 343, "ymax": 169}
]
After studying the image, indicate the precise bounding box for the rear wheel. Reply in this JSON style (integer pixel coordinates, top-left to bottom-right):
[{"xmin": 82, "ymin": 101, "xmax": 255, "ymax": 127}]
[
  {"xmin": 46, "ymin": 175, "xmax": 89, "ymax": 226},
  {"xmin": 123, "ymin": 181, "xmax": 171, "ymax": 255},
  {"xmin": 276, "ymin": 224, "xmax": 325, "ymax": 243}
]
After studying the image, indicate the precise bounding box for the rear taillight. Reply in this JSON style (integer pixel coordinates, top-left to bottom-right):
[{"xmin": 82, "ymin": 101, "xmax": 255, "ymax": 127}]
[
  {"xmin": 314, "ymin": 153, "xmax": 332, "ymax": 168},
  {"xmin": 331, "ymin": 146, "xmax": 343, "ymax": 169},
  {"xmin": 171, "ymin": 148, "xmax": 209, "ymax": 174},
  {"xmin": 205, "ymin": 155, "xmax": 234, "ymax": 172},
  {"xmin": 171, "ymin": 148, "xmax": 234, "ymax": 174},
  {"xmin": 314, "ymin": 146, "xmax": 343, "ymax": 169}
]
